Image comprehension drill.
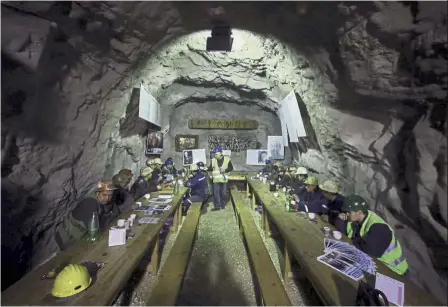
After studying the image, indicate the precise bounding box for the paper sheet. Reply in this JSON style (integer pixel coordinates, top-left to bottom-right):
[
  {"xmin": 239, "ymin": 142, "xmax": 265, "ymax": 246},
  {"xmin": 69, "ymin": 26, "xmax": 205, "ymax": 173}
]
[
  {"xmin": 139, "ymin": 84, "xmax": 151, "ymax": 123},
  {"xmin": 375, "ymin": 273, "xmax": 405, "ymax": 306},
  {"xmin": 108, "ymin": 228, "xmax": 126, "ymax": 247},
  {"xmin": 267, "ymin": 136, "xmax": 284, "ymax": 159},
  {"xmin": 277, "ymin": 108, "xmax": 289, "ymax": 147},
  {"xmin": 246, "ymin": 149, "xmax": 267, "ymax": 165},
  {"xmin": 192, "ymin": 149, "xmax": 207, "ymax": 165},
  {"xmin": 222, "ymin": 150, "xmax": 231, "ymax": 157}
]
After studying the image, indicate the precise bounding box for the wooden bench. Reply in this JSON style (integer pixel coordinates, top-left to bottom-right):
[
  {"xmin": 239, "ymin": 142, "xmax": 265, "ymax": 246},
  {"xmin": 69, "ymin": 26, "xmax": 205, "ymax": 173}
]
[
  {"xmin": 247, "ymin": 178, "xmax": 444, "ymax": 306},
  {"xmin": 1, "ymin": 189, "xmax": 187, "ymax": 306},
  {"xmin": 230, "ymin": 187, "xmax": 292, "ymax": 306},
  {"xmin": 145, "ymin": 201, "xmax": 203, "ymax": 306}
]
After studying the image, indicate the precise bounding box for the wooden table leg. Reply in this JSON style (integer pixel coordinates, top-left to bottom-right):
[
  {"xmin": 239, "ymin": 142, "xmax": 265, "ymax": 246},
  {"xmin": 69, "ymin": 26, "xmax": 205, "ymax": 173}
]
[
  {"xmin": 246, "ymin": 183, "xmax": 250, "ymax": 197},
  {"xmin": 262, "ymin": 208, "xmax": 270, "ymax": 237},
  {"xmin": 251, "ymin": 192, "xmax": 256, "ymax": 210},
  {"xmin": 147, "ymin": 236, "xmax": 160, "ymax": 274},
  {"xmin": 283, "ymin": 243, "xmax": 291, "ymax": 284},
  {"xmin": 171, "ymin": 205, "xmax": 180, "ymax": 233}
]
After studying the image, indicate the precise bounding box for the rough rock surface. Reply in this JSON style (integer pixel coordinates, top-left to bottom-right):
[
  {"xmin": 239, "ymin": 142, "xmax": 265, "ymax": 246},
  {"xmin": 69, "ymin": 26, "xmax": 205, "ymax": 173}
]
[{"xmin": 1, "ymin": 1, "xmax": 447, "ymax": 303}]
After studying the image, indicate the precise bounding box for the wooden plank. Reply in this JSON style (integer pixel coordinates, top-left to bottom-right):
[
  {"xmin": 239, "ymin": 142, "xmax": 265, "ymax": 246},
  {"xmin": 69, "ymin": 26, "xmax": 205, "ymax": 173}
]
[
  {"xmin": 248, "ymin": 178, "xmax": 443, "ymax": 306},
  {"xmin": 1, "ymin": 188, "xmax": 187, "ymax": 306},
  {"xmin": 230, "ymin": 187, "xmax": 292, "ymax": 306},
  {"xmin": 188, "ymin": 118, "xmax": 258, "ymax": 130},
  {"xmin": 147, "ymin": 236, "xmax": 160, "ymax": 274},
  {"xmin": 146, "ymin": 202, "xmax": 202, "ymax": 306}
]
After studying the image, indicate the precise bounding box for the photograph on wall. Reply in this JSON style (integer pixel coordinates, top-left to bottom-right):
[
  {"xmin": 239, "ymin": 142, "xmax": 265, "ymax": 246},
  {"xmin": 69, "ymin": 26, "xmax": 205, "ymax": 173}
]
[
  {"xmin": 183, "ymin": 150, "xmax": 194, "ymax": 165},
  {"xmin": 146, "ymin": 131, "xmax": 163, "ymax": 154},
  {"xmin": 268, "ymin": 136, "xmax": 285, "ymax": 160},
  {"xmin": 175, "ymin": 135, "xmax": 199, "ymax": 152},
  {"xmin": 246, "ymin": 149, "xmax": 268, "ymax": 166},
  {"xmin": 209, "ymin": 149, "xmax": 231, "ymax": 159}
]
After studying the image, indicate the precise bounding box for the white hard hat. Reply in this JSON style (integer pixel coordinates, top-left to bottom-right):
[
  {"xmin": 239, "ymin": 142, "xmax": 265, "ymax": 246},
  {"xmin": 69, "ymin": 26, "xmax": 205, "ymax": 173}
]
[{"xmin": 295, "ymin": 167, "xmax": 308, "ymax": 175}]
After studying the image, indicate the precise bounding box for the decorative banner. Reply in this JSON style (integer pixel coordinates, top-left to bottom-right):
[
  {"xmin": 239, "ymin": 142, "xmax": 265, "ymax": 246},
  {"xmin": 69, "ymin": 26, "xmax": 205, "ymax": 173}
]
[
  {"xmin": 246, "ymin": 149, "xmax": 268, "ymax": 166},
  {"xmin": 175, "ymin": 135, "xmax": 199, "ymax": 152},
  {"xmin": 189, "ymin": 118, "xmax": 258, "ymax": 130},
  {"xmin": 146, "ymin": 131, "xmax": 163, "ymax": 154},
  {"xmin": 267, "ymin": 136, "xmax": 285, "ymax": 160},
  {"xmin": 208, "ymin": 135, "xmax": 258, "ymax": 152},
  {"xmin": 139, "ymin": 83, "xmax": 161, "ymax": 126}
]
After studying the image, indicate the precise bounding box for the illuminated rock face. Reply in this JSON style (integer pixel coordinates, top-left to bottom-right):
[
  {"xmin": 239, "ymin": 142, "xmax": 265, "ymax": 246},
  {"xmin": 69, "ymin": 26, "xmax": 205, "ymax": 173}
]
[{"xmin": 1, "ymin": 1, "xmax": 447, "ymax": 301}]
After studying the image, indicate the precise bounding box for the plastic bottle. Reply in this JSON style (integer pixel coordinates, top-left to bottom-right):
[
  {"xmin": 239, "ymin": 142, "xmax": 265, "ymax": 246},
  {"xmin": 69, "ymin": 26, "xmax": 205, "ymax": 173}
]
[
  {"xmin": 285, "ymin": 201, "xmax": 290, "ymax": 212},
  {"xmin": 88, "ymin": 212, "xmax": 99, "ymax": 242}
]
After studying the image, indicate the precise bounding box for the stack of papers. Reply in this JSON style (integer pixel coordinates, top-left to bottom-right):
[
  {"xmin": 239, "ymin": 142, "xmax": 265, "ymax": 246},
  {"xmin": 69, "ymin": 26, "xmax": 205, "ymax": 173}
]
[
  {"xmin": 138, "ymin": 217, "xmax": 160, "ymax": 224},
  {"xmin": 108, "ymin": 228, "xmax": 126, "ymax": 247},
  {"xmin": 375, "ymin": 273, "xmax": 405, "ymax": 306},
  {"xmin": 149, "ymin": 197, "xmax": 171, "ymax": 204},
  {"xmin": 317, "ymin": 238, "xmax": 377, "ymax": 281}
]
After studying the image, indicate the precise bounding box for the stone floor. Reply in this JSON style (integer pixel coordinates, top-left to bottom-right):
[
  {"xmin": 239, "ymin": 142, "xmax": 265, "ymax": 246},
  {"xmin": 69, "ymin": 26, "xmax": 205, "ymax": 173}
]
[{"xmin": 112, "ymin": 199, "xmax": 320, "ymax": 306}]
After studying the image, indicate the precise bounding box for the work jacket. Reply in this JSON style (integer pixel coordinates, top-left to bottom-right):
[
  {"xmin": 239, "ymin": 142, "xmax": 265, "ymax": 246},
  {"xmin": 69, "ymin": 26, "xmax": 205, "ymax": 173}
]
[
  {"xmin": 324, "ymin": 193, "xmax": 344, "ymax": 225},
  {"xmin": 184, "ymin": 171, "xmax": 209, "ymax": 200},
  {"xmin": 297, "ymin": 186, "xmax": 327, "ymax": 214},
  {"xmin": 113, "ymin": 187, "xmax": 134, "ymax": 213},
  {"xmin": 279, "ymin": 173, "xmax": 294, "ymax": 188},
  {"xmin": 161, "ymin": 165, "xmax": 178, "ymax": 180},
  {"xmin": 291, "ymin": 178, "xmax": 306, "ymax": 195},
  {"xmin": 208, "ymin": 157, "xmax": 233, "ymax": 183},
  {"xmin": 130, "ymin": 176, "xmax": 158, "ymax": 200},
  {"xmin": 346, "ymin": 210, "xmax": 408, "ymax": 275}
]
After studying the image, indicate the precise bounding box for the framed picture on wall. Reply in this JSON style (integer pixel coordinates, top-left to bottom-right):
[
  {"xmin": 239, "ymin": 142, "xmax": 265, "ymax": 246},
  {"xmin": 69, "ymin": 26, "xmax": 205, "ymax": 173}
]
[
  {"xmin": 175, "ymin": 135, "xmax": 199, "ymax": 152},
  {"xmin": 146, "ymin": 131, "xmax": 163, "ymax": 155}
]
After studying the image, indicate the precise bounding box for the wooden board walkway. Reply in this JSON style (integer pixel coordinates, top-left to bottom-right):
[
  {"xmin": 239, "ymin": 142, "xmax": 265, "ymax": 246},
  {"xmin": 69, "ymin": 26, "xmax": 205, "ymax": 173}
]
[
  {"xmin": 146, "ymin": 202, "xmax": 203, "ymax": 306},
  {"xmin": 1, "ymin": 189, "xmax": 187, "ymax": 306},
  {"xmin": 230, "ymin": 187, "xmax": 292, "ymax": 306},
  {"xmin": 247, "ymin": 178, "xmax": 443, "ymax": 306}
]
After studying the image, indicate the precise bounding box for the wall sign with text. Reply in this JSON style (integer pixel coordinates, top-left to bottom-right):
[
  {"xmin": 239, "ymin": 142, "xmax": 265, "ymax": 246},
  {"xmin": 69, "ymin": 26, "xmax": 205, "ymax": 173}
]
[{"xmin": 188, "ymin": 118, "xmax": 258, "ymax": 130}]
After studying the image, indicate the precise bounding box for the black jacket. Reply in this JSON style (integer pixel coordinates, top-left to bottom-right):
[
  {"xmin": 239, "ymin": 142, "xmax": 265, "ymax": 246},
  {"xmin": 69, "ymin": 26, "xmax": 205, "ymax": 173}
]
[
  {"xmin": 297, "ymin": 186, "xmax": 327, "ymax": 214},
  {"xmin": 113, "ymin": 187, "xmax": 135, "ymax": 213},
  {"xmin": 325, "ymin": 194, "xmax": 344, "ymax": 225},
  {"xmin": 334, "ymin": 212, "xmax": 393, "ymax": 258},
  {"xmin": 291, "ymin": 179, "xmax": 306, "ymax": 195},
  {"xmin": 130, "ymin": 176, "xmax": 158, "ymax": 200}
]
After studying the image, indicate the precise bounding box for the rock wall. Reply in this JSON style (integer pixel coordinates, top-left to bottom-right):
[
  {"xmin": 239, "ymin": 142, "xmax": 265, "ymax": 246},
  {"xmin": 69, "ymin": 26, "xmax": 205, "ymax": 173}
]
[
  {"xmin": 1, "ymin": 1, "xmax": 447, "ymax": 303},
  {"xmin": 162, "ymin": 101, "xmax": 291, "ymax": 170}
]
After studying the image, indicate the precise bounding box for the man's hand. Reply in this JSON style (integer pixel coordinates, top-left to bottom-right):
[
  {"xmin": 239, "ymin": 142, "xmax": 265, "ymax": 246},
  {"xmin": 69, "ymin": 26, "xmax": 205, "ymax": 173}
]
[
  {"xmin": 338, "ymin": 213, "xmax": 348, "ymax": 221},
  {"xmin": 292, "ymin": 194, "xmax": 300, "ymax": 202}
]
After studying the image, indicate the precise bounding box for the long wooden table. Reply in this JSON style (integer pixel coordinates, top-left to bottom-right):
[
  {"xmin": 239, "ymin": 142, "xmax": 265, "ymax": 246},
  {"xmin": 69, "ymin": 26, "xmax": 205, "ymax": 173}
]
[
  {"xmin": 1, "ymin": 188, "xmax": 187, "ymax": 306},
  {"xmin": 246, "ymin": 177, "xmax": 443, "ymax": 306}
]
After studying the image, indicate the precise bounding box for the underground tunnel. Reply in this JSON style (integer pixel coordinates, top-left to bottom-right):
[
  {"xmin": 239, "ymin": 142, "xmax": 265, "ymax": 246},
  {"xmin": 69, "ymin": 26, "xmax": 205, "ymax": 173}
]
[{"xmin": 1, "ymin": 1, "xmax": 447, "ymax": 305}]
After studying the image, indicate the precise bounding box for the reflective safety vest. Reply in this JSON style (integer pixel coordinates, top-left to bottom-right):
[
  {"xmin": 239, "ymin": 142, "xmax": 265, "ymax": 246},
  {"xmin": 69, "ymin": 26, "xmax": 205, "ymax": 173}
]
[
  {"xmin": 347, "ymin": 210, "xmax": 408, "ymax": 275},
  {"xmin": 211, "ymin": 157, "xmax": 230, "ymax": 183},
  {"xmin": 56, "ymin": 194, "xmax": 97, "ymax": 249}
]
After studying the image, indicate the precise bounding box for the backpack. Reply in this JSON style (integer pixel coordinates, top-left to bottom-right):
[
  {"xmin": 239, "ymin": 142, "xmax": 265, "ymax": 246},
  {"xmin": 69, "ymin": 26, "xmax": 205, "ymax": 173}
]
[{"xmin": 356, "ymin": 281, "xmax": 389, "ymax": 306}]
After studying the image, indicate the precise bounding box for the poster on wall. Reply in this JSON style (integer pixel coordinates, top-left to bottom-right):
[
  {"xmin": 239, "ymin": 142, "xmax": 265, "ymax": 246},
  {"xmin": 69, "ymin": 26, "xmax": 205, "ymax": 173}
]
[
  {"xmin": 146, "ymin": 131, "xmax": 163, "ymax": 154},
  {"xmin": 183, "ymin": 149, "xmax": 207, "ymax": 166},
  {"xmin": 246, "ymin": 149, "xmax": 269, "ymax": 166},
  {"xmin": 268, "ymin": 136, "xmax": 285, "ymax": 160},
  {"xmin": 209, "ymin": 149, "xmax": 231, "ymax": 159}
]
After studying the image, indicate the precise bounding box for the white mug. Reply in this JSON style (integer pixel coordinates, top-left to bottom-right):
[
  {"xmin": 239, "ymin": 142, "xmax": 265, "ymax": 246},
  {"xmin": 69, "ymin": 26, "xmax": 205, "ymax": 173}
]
[
  {"xmin": 144, "ymin": 194, "xmax": 151, "ymax": 199},
  {"xmin": 117, "ymin": 219, "xmax": 126, "ymax": 227},
  {"xmin": 282, "ymin": 187, "xmax": 287, "ymax": 193},
  {"xmin": 128, "ymin": 218, "xmax": 133, "ymax": 227},
  {"xmin": 308, "ymin": 213, "xmax": 316, "ymax": 220},
  {"xmin": 333, "ymin": 231, "xmax": 342, "ymax": 240},
  {"xmin": 130, "ymin": 214, "xmax": 136, "ymax": 219},
  {"xmin": 273, "ymin": 192, "xmax": 279, "ymax": 197},
  {"xmin": 136, "ymin": 202, "xmax": 142, "ymax": 207}
]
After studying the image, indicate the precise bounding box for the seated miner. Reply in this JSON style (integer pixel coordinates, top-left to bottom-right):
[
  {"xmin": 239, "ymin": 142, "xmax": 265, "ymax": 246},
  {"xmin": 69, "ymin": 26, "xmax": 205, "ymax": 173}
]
[
  {"xmin": 149, "ymin": 158, "xmax": 164, "ymax": 184},
  {"xmin": 118, "ymin": 168, "xmax": 134, "ymax": 189},
  {"xmin": 161, "ymin": 157, "xmax": 177, "ymax": 182},
  {"xmin": 320, "ymin": 180, "xmax": 344, "ymax": 225},
  {"xmin": 207, "ymin": 145, "xmax": 234, "ymax": 210},
  {"xmin": 279, "ymin": 165, "xmax": 297, "ymax": 187},
  {"xmin": 293, "ymin": 176, "xmax": 327, "ymax": 213},
  {"xmin": 334, "ymin": 195, "xmax": 409, "ymax": 275},
  {"xmin": 112, "ymin": 173, "xmax": 135, "ymax": 213},
  {"xmin": 291, "ymin": 167, "xmax": 308, "ymax": 195},
  {"xmin": 130, "ymin": 167, "xmax": 161, "ymax": 199},
  {"xmin": 261, "ymin": 158, "xmax": 274, "ymax": 174},
  {"xmin": 196, "ymin": 161, "xmax": 207, "ymax": 171},
  {"xmin": 55, "ymin": 180, "xmax": 117, "ymax": 250},
  {"xmin": 182, "ymin": 164, "xmax": 209, "ymax": 215}
]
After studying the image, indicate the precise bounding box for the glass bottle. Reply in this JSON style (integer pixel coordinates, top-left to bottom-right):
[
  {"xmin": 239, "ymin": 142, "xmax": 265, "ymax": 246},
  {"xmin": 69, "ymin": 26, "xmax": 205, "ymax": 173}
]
[
  {"xmin": 285, "ymin": 201, "xmax": 290, "ymax": 212},
  {"xmin": 88, "ymin": 212, "xmax": 99, "ymax": 242}
]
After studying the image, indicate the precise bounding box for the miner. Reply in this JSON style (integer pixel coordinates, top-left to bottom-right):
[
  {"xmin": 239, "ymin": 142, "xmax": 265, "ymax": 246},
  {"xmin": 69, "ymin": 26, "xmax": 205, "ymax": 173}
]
[{"xmin": 208, "ymin": 146, "xmax": 233, "ymax": 210}]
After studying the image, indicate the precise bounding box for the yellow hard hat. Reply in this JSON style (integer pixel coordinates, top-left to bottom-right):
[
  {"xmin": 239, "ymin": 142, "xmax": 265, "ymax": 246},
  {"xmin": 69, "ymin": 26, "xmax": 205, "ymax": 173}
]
[
  {"xmin": 288, "ymin": 166, "xmax": 297, "ymax": 173},
  {"xmin": 304, "ymin": 176, "xmax": 318, "ymax": 185},
  {"xmin": 146, "ymin": 158, "xmax": 154, "ymax": 166},
  {"xmin": 52, "ymin": 264, "xmax": 92, "ymax": 298},
  {"xmin": 295, "ymin": 167, "xmax": 308, "ymax": 175},
  {"xmin": 190, "ymin": 164, "xmax": 199, "ymax": 172},
  {"xmin": 153, "ymin": 158, "xmax": 163, "ymax": 165},
  {"xmin": 320, "ymin": 180, "xmax": 339, "ymax": 193},
  {"xmin": 274, "ymin": 161, "xmax": 283, "ymax": 167},
  {"xmin": 140, "ymin": 166, "xmax": 153, "ymax": 178},
  {"xmin": 96, "ymin": 180, "xmax": 116, "ymax": 192}
]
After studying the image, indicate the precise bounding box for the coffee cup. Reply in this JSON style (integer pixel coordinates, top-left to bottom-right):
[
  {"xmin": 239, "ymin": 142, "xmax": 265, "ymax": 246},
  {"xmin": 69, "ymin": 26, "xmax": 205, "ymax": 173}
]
[
  {"xmin": 308, "ymin": 213, "xmax": 316, "ymax": 220},
  {"xmin": 324, "ymin": 226, "xmax": 331, "ymax": 237},
  {"xmin": 117, "ymin": 219, "xmax": 126, "ymax": 227},
  {"xmin": 144, "ymin": 194, "xmax": 151, "ymax": 199},
  {"xmin": 273, "ymin": 192, "xmax": 279, "ymax": 197},
  {"xmin": 282, "ymin": 187, "xmax": 287, "ymax": 193},
  {"xmin": 298, "ymin": 211, "xmax": 307, "ymax": 218},
  {"xmin": 136, "ymin": 202, "xmax": 142, "ymax": 207},
  {"xmin": 130, "ymin": 214, "xmax": 136, "ymax": 219},
  {"xmin": 333, "ymin": 231, "xmax": 342, "ymax": 240}
]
